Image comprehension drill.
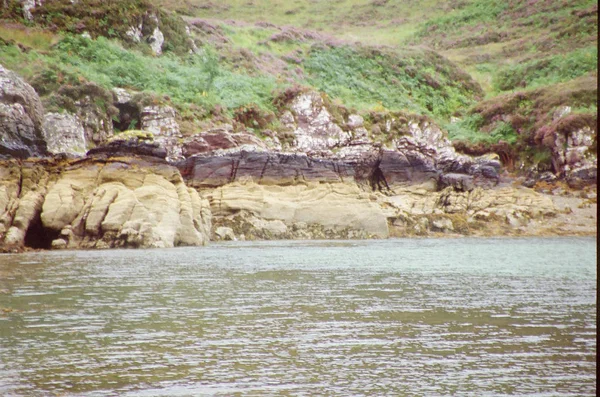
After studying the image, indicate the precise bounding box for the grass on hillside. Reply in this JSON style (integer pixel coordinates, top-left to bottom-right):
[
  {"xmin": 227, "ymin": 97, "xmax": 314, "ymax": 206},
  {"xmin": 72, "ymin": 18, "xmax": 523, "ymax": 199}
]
[
  {"xmin": 303, "ymin": 44, "xmax": 481, "ymax": 118},
  {"xmin": 0, "ymin": 15, "xmax": 485, "ymax": 131},
  {"xmin": 187, "ymin": 21, "xmax": 485, "ymax": 118},
  {"xmin": 0, "ymin": 0, "xmax": 596, "ymax": 166},
  {"xmin": 448, "ymin": 74, "xmax": 597, "ymax": 169},
  {"xmin": 412, "ymin": 0, "xmax": 598, "ymax": 93},
  {"xmin": 0, "ymin": 25, "xmax": 60, "ymax": 50},
  {"xmin": 492, "ymin": 46, "xmax": 598, "ymax": 92},
  {"xmin": 174, "ymin": 0, "xmax": 598, "ymax": 99},
  {"xmin": 0, "ymin": 33, "xmax": 280, "ymax": 115}
]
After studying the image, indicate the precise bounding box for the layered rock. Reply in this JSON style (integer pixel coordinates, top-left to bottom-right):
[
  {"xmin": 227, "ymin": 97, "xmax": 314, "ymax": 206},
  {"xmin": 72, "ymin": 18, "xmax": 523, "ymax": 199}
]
[
  {"xmin": 0, "ymin": 72, "xmax": 586, "ymax": 247},
  {"xmin": 0, "ymin": 158, "xmax": 211, "ymax": 250},
  {"xmin": 0, "ymin": 64, "xmax": 47, "ymax": 158},
  {"xmin": 380, "ymin": 185, "xmax": 556, "ymax": 237},
  {"xmin": 178, "ymin": 91, "xmax": 500, "ymax": 193},
  {"xmin": 207, "ymin": 181, "xmax": 389, "ymax": 240},
  {"xmin": 204, "ymin": 178, "xmax": 559, "ymax": 241},
  {"xmin": 182, "ymin": 127, "xmax": 269, "ymax": 157},
  {"xmin": 180, "ymin": 151, "xmax": 354, "ymax": 188},
  {"xmin": 86, "ymin": 139, "xmax": 167, "ymax": 160}
]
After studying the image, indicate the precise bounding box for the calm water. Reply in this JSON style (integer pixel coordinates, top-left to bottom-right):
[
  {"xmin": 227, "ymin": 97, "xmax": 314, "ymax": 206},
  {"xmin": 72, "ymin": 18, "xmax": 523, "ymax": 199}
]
[{"xmin": 0, "ymin": 237, "xmax": 596, "ymax": 396}]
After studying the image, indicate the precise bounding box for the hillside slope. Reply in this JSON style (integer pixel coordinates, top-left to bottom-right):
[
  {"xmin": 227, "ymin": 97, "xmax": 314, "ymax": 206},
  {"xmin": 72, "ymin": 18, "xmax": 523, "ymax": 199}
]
[
  {"xmin": 0, "ymin": 0, "xmax": 597, "ymax": 181},
  {"xmin": 159, "ymin": 0, "xmax": 599, "ymax": 177}
]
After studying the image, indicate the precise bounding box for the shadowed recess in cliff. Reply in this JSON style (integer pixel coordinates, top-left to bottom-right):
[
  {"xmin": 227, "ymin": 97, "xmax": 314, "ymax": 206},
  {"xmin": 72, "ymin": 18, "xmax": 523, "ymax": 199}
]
[
  {"xmin": 24, "ymin": 213, "xmax": 58, "ymax": 249},
  {"xmin": 113, "ymin": 102, "xmax": 141, "ymax": 132},
  {"xmin": 367, "ymin": 159, "xmax": 390, "ymax": 193}
]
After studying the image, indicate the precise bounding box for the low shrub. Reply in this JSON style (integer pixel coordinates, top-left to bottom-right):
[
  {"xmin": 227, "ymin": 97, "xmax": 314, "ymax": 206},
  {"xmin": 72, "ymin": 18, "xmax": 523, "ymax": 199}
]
[
  {"xmin": 493, "ymin": 47, "xmax": 598, "ymax": 92},
  {"xmin": 303, "ymin": 44, "xmax": 481, "ymax": 118}
]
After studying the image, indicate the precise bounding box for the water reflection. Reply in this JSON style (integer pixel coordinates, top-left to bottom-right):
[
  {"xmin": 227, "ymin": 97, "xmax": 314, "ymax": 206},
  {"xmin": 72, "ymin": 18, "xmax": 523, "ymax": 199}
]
[{"xmin": 0, "ymin": 237, "xmax": 596, "ymax": 396}]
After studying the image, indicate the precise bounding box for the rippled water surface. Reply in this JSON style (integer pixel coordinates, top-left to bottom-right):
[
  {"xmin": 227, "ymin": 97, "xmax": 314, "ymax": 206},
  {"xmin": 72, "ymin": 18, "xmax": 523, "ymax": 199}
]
[{"xmin": 0, "ymin": 237, "xmax": 596, "ymax": 396}]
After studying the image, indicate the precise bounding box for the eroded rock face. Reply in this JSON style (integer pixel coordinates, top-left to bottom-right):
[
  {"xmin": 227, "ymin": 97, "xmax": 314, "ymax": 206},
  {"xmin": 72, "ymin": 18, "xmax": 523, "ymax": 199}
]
[
  {"xmin": 43, "ymin": 112, "xmax": 87, "ymax": 156},
  {"xmin": 380, "ymin": 184, "xmax": 557, "ymax": 237},
  {"xmin": 140, "ymin": 105, "xmax": 182, "ymax": 161},
  {"xmin": 146, "ymin": 14, "xmax": 164, "ymax": 55},
  {"xmin": 122, "ymin": 12, "xmax": 166, "ymax": 55},
  {"xmin": 54, "ymin": 83, "xmax": 116, "ymax": 146},
  {"xmin": 0, "ymin": 163, "xmax": 49, "ymax": 247},
  {"xmin": 182, "ymin": 128, "xmax": 268, "ymax": 157},
  {"xmin": 204, "ymin": 178, "xmax": 561, "ymax": 241},
  {"xmin": 0, "ymin": 64, "xmax": 47, "ymax": 158},
  {"xmin": 20, "ymin": 0, "xmax": 43, "ymax": 21},
  {"xmin": 535, "ymin": 110, "xmax": 597, "ymax": 186},
  {"xmin": 0, "ymin": 158, "xmax": 211, "ymax": 249},
  {"xmin": 284, "ymin": 92, "xmax": 352, "ymax": 153},
  {"xmin": 553, "ymin": 126, "xmax": 597, "ymax": 185},
  {"xmin": 208, "ymin": 182, "xmax": 390, "ymax": 239},
  {"xmin": 391, "ymin": 119, "xmax": 500, "ymax": 189},
  {"xmin": 180, "ymin": 151, "xmax": 354, "ymax": 189}
]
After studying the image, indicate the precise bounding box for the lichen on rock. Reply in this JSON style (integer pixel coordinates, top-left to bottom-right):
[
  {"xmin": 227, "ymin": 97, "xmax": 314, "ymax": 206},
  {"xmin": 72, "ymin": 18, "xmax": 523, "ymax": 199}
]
[
  {"xmin": 43, "ymin": 112, "xmax": 87, "ymax": 156},
  {"xmin": 0, "ymin": 64, "xmax": 48, "ymax": 158}
]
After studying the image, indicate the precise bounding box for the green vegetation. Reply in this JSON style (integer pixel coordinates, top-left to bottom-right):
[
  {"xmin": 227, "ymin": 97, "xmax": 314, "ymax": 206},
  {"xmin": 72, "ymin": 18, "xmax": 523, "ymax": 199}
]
[
  {"xmin": 0, "ymin": 33, "xmax": 280, "ymax": 116},
  {"xmin": 303, "ymin": 45, "xmax": 480, "ymax": 117},
  {"xmin": 0, "ymin": 0, "xmax": 596, "ymax": 172},
  {"xmin": 0, "ymin": 5, "xmax": 484, "ymax": 123},
  {"xmin": 0, "ymin": 25, "xmax": 59, "ymax": 50},
  {"xmin": 415, "ymin": 0, "xmax": 509, "ymax": 42},
  {"xmin": 445, "ymin": 114, "xmax": 518, "ymax": 146},
  {"xmin": 0, "ymin": 0, "xmax": 194, "ymax": 55},
  {"xmin": 493, "ymin": 47, "xmax": 597, "ymax": 92}
]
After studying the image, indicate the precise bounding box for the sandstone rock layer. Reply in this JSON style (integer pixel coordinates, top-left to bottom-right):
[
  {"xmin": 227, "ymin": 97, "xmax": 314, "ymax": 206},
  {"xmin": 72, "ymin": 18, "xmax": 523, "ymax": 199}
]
[{"xmin": 0, "ymin": 158, "xmax": 211, "ymax": 250}]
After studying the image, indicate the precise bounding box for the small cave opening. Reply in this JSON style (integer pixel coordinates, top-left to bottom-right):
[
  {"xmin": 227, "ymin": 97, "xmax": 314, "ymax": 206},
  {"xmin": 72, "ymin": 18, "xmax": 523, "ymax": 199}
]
[
  {"xmin": 113, "ymin": 103, "xmax": 141, "ymax": 132},
  {"xmin": 24, "ymin": 215, "xmax": 59, "ymax": 249}
]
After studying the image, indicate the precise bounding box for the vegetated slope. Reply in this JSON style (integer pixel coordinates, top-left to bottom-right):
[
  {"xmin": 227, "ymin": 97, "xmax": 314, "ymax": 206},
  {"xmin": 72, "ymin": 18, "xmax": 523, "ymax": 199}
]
[
  {"xmin": 172, "ymin": 0, "xmax": 597, "ymax": 93},
  {"xmin": 169, "ymin": 0, "xmax": 597, "ymax": 171},
  {"xmin": 0, "ymin": 0, "xmax": 596, "ymax": 175},
  {"xmin": 0, "ymin": 0, "xmax": 483, "ymax": 133}
]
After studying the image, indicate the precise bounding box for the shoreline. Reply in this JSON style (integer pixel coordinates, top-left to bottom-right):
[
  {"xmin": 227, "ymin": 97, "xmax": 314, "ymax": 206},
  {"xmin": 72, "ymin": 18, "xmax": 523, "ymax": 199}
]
[
  {"xmin": 0, "ymin": 157, "xmax": 595, "ymax": 253},
  {"xmin": 2, "ymin": 219, "xmax": 595, "ymax": 255}
]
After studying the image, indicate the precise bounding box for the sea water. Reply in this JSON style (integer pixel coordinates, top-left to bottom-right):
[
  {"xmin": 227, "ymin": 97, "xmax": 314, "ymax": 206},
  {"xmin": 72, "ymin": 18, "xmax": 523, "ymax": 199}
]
[{"xmin": 0, "ymin": 237, "xmax": 596, "ymax": 396}]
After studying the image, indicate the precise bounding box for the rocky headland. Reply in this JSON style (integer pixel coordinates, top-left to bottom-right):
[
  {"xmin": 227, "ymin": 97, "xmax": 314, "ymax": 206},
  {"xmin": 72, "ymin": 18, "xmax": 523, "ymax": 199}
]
[{"xmin": 0, "ymin": 59, "xmax": 595, "ymax": 251}]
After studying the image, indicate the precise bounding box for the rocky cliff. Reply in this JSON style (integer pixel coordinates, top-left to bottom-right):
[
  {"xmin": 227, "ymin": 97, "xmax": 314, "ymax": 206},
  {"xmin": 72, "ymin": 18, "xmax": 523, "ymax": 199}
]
[
  {"xmin": 0, "ymin": 64, "xmax": 47, "ymax": 158},
  {"xmin": 0, "ymin": 62, "xmax": 594, "ymax": 251},
  {"xmin": 0, "ymin": 156, "xmax": 211, "ymax": 250}
]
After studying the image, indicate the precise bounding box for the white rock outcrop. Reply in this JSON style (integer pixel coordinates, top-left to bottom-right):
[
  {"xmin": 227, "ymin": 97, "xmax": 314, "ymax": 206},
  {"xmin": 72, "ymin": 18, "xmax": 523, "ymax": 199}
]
[{"xmin": 43, "ymin": 112, "xmax": 87, "ymax": 156}]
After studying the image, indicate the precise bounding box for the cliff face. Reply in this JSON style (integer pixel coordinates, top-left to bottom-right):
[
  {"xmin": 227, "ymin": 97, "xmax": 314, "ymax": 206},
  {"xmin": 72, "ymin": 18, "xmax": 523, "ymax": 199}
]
[
  {"xmin": 0, "ymin": 156, "xmax": 211, "ymax": 250},
  {"xmin": 0, "ymin": 65, "xmax": 47, "ymax": 158},
  {"xmin": 0, "ymin": 62, "xmax": 593, "ymax": 251}
]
